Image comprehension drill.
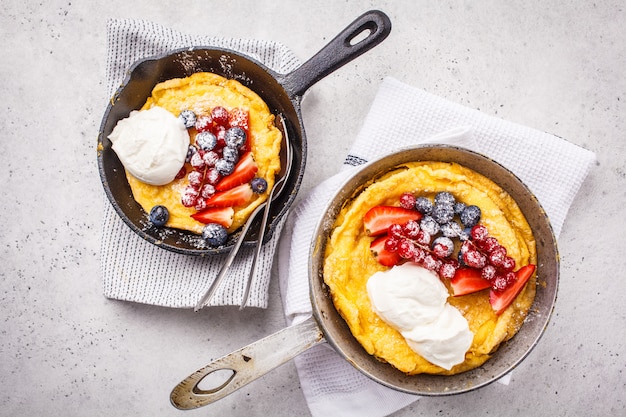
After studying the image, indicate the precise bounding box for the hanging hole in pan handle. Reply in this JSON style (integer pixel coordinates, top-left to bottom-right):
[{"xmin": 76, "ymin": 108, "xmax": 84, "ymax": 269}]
[{"xmin": 281, "ymin": 10, "xmax": 392, "ymax": 98}]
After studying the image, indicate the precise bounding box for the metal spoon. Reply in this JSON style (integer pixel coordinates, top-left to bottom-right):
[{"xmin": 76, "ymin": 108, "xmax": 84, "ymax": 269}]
[
  {"xmin": 239, "ymin": 114, "xmax": 293, "ymax": 309},
  {"xmin": 194, "ymin": 114, "xmax": 293, "ymax": 312}
]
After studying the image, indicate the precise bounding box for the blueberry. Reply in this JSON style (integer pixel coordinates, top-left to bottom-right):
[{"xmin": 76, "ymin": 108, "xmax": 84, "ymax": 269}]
[
  {"xmin": 434, "ymin": 191, "xmax": 456, "ymax": 207},
  {"xmin": 454, "ymin": 201, "xmax": 466, "ymax": 215},
  {"xmin": 459, "ymin": 227, "xmax": 472, "ymax": 241},
  {"xmin": 178, "ymin": 110, "xmax": 197, "ymax": 128},
  {"xmin": 420, "ymin": 215, "xmax": 440, "ymax": 235},
  {"xmin": 222, "ymin": 146, "xmax": 240, "ymax": 164},
  {"xmin": 251, "ymin": 177, "xmax": 268, "ymax": 193},
  {"xmin": 215, "ymin": 159, "xmax": 235, "ymax": 176},
  {"xmin": 432, "ymin": 203, "xmax": 454, "ymax": 224},
  {"xmin": 460, "ymin": 205, "xmax": 481, "ymax": 227},
  {"xmin": 202, "ymin": 223, "xmax": 228, "ymax": 247},
  {"xmin": 224, "ymin": 126, "xmax": 247, "ymax": 148},
  {"xmin": 185, "ymin": 144, "xmax": 197, "ymax": 163},
  {"xmin": 440, "ymin": 221, "xmax": 462, "ymax": 238},
  {"xmin": 414, "ymin": 196, "xmax": 433, "ymax": 215},
  {"xmin": 195, "ymin": 131, "xmax": 217, "ymax": 151},
  {"xmin": 149, "ymin": 205, "xmax": 169, "ymax": 227}
]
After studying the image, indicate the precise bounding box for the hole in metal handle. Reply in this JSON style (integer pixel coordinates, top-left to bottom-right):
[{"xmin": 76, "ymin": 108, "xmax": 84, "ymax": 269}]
[{"xmin": 193, "ymin": 369, "xmax": 236, "ymax": 395}]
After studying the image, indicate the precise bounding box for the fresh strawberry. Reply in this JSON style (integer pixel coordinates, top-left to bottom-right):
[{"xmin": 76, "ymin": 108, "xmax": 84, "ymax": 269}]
[
  {"xmin": 215, "ymin": 152, "xmax": 258, "ymax": 191},
  {"xmin": 205, "ymin": 183, "xmax": 254, "ymax": 208},
  {"xmin": 370, "ymin": 235, "xmax": 402, "ymax": 267},
  {"xmin": 363, "ymin": 206, "xmax": 422, "ymax": 236},
  {"xmin": 450, "ymin": 267, "xmax": 491, "ymax": 296},
  {"xmin": 190, "ymin": 206, "xmax": 234, "ymax": 228},
  {"xmin": 489, "ymin": 264, "xmax": 536, "ymax": 315}
]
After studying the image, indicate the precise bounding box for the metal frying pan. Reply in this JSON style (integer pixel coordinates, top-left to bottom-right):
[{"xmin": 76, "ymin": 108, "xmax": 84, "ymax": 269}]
[
  {"xmin": 170, "ymin": 145, "xmax": 559, "ymax": 409},
  {"xmin": 97, "ymin": 10, "xmax": 392, "ymax": 255}
]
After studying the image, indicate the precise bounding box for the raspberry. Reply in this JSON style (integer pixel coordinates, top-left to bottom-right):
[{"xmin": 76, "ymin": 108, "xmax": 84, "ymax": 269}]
[
  {"xmin": 501, "ymin": 256, "xmax": 516, "ymax": 272},
  {"xmin": 211, "ymin": 106, "xmax": 230, "ymax": 126},
  {"xmin": 228, "ymin": 108, "xmax": 249, "ymax": 131},
  {"xmin": 491, "ymin": 275, "xmax": 508, "ymax": 292},
  {"xmin": 481, "ymin": 264, "xmax": 497, "ymax": 281},
  {"xmin": 488, "ymin": 246, "xmax": 507, "ymax": 268},
  {"xmin": 399, "ymin": 192, "xmax": 416, "ymax": 210},
  {"xmin": 195, "ymin": 115, "xmax": 213, "ymax": 132}
]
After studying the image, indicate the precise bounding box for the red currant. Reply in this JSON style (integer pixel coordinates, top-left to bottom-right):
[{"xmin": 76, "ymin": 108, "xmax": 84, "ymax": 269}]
[
  {"xmin": 384, "ymin": 236, "xmax": 399, "ymax": 252},
  {"xmin": 399, "ymin": 192, "xmax": 417, "ymax": 210}
]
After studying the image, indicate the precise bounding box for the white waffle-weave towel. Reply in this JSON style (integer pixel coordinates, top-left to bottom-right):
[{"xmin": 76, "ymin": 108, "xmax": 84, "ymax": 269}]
[
  {"xmin": 278, "ymin": 76, "xmax": 596, "ymax": 417},
  {"xmin": 100, "ymin": 19, "xmax": 300, "ymax": 308}
]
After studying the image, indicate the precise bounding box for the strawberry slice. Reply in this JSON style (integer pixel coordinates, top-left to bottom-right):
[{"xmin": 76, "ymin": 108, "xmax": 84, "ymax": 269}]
[
  {"xmin": 370, "ymin": 235, "xmax": 402, "ymax": 267},
  {"xmin": 215, "ymin": 152, "xmax": 258, "ymax": 191},
  {"xmin": 190, "ymin": 206, "xmax": 234, "ymax": 228},
  {"xmin": 450, "ymin": 267, "xmax": 491, "ymax": 296},
  {"xmin": 489, "ymin": 264, "xmax": 536, "ymax": 315},
  {"xmin": 205, "ymin": 183, "xmax": 254, "ymax": 208},
  {"xmin": 363, "ymin": 206, "xmax": 422, "ymax": 236}
]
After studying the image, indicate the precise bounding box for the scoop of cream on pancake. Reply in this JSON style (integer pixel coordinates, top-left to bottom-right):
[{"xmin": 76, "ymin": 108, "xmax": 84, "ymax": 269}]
[
  {"xmin": 109, "ymin": 106, "xmax": 189, "ymax": 185},
  {"xmin": 367, "ymin": 262, "xmax": 473, "ymax": 370}
]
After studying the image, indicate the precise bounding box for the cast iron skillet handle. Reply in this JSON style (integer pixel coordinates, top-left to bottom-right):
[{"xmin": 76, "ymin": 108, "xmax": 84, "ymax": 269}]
[
  {"xmin": 280, "ymin": 10, "xmax": 392, "ymax": 98},
  {"xmin": 170, "ymin": 316, "xmax": 324, "ymax": 410}
]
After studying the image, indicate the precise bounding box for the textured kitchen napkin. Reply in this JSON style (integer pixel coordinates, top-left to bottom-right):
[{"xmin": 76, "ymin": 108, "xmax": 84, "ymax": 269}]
[
  {"xmin": 100, "ymin": 19, "xmax": 300, "ymax": 308},
  {"xmin": 278, "ymin": 76, "xmax": 596, "ymax": 417}
]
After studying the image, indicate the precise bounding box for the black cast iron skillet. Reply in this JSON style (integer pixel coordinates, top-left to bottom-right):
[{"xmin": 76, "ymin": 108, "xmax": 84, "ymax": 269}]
[
  {"xmin": 170, "ymin": 145, "xmax": 559, "ymax": 408},
  {"xmin": 98, "ymin": 10, "xmax": 392, "ymax": 255}
]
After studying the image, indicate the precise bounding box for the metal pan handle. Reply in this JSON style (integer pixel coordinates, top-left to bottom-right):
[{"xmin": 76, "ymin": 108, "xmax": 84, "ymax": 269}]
[
  {"xmin": 280, "ymin": 10, "xmax": 392, "ymax": 98},
  {"xmin": 170, "ymin": 316, "xmax": 324, "ymax": 410}
]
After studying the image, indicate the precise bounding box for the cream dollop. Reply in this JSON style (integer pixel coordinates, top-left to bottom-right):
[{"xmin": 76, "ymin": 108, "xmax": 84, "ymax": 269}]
[
  {"xmin": 108, "ymin": 106, "xmax": 190, "ymax": 185},
  {"xmin": 366, "ymin": 263, "xmax": 473, "ymax": 370}
]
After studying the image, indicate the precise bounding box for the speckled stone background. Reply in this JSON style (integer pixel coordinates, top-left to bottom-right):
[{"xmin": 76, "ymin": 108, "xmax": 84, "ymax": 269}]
[{"xmin": 1, "ymin": 1, "xmax": 624, "ymax": 416}]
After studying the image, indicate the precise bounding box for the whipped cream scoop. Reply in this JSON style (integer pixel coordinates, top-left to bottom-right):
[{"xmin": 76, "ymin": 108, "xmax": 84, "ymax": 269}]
[
  {"xmin": 366, "ymin": 263, "xmax": 473, "ymax": 370},
  {"xmin": 108, "ymin": 106, "xmax": 190, "ymax": 185}
]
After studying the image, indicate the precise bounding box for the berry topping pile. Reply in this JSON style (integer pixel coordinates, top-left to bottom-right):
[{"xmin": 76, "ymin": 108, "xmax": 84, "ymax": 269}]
[
  {"xmin": 148, "ymin": 106, "xmax": 269, "ymax": 248},
  {"xmin": 365, "ymin": 191, "xmax": 535, "ymax": 315}
]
